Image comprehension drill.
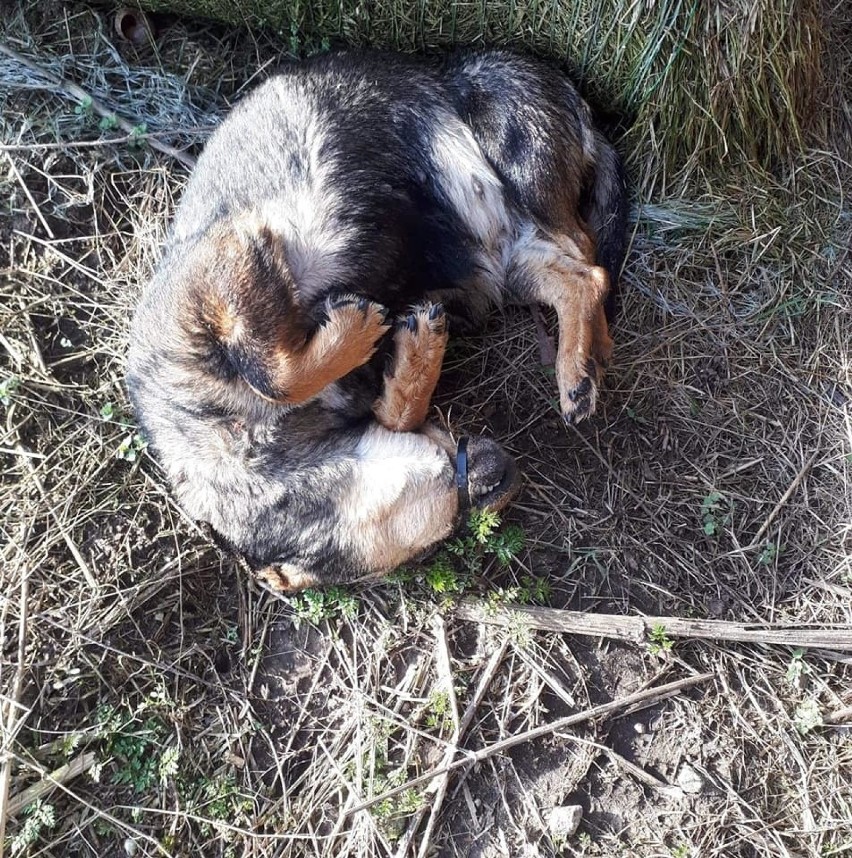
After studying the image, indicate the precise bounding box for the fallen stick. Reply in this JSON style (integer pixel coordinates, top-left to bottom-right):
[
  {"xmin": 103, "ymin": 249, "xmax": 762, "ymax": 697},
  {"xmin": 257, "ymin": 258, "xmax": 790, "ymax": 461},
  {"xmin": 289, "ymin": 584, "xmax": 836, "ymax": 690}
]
[
  {"xmin": 0, "ymin": 41, "xmax": 197, "ymax": 169},
  {"xmin": 348, "ymin": 671, "xmax": 713, "ymax": 816},
  {"xmin": 455, "ymin": 600, "xmax": 852, "ymax": 652},
  {"xmin": 5, "ymin": 751, "xmax": 98, "ymax": 819},
  {"xmin": 0, "ymin": 523, "xmax": 32, "ymax": 858}
]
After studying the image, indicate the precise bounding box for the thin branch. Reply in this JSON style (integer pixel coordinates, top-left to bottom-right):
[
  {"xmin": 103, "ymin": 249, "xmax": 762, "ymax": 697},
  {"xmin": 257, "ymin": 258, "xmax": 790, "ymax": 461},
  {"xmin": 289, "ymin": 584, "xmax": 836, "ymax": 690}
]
[
  {"xmin": 455, "ymin": 599, "xmax": 852, "ymax": 652},
  {"xmin": 0, "ymin": 522, "xmax": 32, "ymax": 858},
  {"xmin": 5, "ymin": 752, "xmax": 98, "ymax": 819},
  {"xmin": 0, "ymin": 41, "xmax": 197, "ymax": 169},
  {"xmin": 348, "ymin": 671, "xmax": 713, "ymax": 817}
]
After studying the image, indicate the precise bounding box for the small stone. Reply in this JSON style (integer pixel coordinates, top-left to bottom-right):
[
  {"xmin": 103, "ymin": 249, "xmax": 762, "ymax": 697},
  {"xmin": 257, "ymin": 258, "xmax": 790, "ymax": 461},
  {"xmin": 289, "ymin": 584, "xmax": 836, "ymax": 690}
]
[
  {"xmin": 676, "ymin": 763, "xmax": 704, "ymax": 794},
  {"xmin": 546, "ymin": 805, "xmax": 583, "ymax": 840},
  {"xmin": 634, "ymin": 722, "xmax": 645, "ymax": 734},
  {"xmin": 123, "ymin": 839, "xmax": 138, "ymax": 857}
]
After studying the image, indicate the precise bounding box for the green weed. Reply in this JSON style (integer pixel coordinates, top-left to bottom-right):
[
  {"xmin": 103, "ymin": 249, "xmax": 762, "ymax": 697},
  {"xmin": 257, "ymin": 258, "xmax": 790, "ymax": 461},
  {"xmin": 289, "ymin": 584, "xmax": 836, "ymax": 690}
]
[
  {"xmin": 785, "ymin": 648, "xmax": 811, "ymax": 691},
  {"xmin": 8, "ymin": 800, "xmax": 55, "ymax": 855},
  {"xmin": 116, "ymin": 432, "xmax": 147, "ymax": 462},
  {"xmin": 793, "ymin": 698, "xmax": 822, "ymax": 735},
  {"xmin": 290, "ymin": 586, "xmax": 359, "ymax": 624},
  {"xmin": 700, "ymin": 491, "xmax": 730, "ymax": 536},
  {"xmin": 0, "ymin": 375, "xmax": 20, "ymax": 407},
  {"xmin": 648, "ymin": 623, "xmax": 674, "ymax": 656}
]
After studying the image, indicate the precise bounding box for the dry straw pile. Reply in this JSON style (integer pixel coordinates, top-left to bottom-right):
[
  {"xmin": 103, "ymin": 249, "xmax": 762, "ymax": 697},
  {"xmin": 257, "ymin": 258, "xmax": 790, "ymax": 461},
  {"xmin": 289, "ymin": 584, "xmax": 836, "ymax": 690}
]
[
  {"xmin": 142, "ymin": 0, "xmax": 825, "ymax": 177},
  {"xmin": 1, "ymin": 1, "xmax": 850, "ymax": 857}
]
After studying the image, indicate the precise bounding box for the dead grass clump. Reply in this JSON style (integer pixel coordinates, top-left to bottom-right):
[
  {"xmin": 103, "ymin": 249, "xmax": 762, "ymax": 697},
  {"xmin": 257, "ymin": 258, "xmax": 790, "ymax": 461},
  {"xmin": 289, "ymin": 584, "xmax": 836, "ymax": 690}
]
[
  {"xmin": 139, "ymin": 0, "xmax": 824, "ymax": 177},
  {"xmin": 1, "ymin": 1, "xmax": 851, "ymax": 857}
]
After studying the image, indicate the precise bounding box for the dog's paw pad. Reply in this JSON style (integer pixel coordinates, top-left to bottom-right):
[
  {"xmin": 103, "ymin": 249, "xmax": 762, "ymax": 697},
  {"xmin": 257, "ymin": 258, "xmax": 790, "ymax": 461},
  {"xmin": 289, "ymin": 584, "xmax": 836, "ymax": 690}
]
[
  {"xmin": 562, "ymin": 374, "xmax": 598, "ymax": 424},
  {"xmin": 567, "ymin": 376, "xmax": 592, "ymax": 402}
]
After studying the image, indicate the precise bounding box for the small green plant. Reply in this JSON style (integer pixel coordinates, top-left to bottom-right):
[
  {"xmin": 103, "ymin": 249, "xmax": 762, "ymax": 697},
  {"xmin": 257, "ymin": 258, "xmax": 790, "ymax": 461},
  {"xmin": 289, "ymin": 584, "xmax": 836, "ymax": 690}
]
[
  {"xmin": 291, "ymin": 586, "xmax": 358, "ymax": 623},
  {"xmin": 116, "ymin": 432, "xmax": 147, "ymax": 462},
  {"xmin": 74, "ymin": 94, "xmax": 93, "ymax": 117},
  {"xmin": 785, "ymin": 648, "xmax": 811, "ymax": 690},
  {"xmin": 757, "ymin": 541, "xmax": 779, "ymax": 565},
  {"xmin": 0, "ymin": 375, "xmax": 20, "ymax": 407},
  {"xmin": 793, "ymin": 698, "xmax": 822, "ymax": 735},
  {"xmin": 191, "ymin": 774, "xmax": 253, "ymax": 836},
  {"xmin": 9, "ymin": 800, "xmax": 55, "ymax": 855},
  {"xmin": 98, "ymin": 113, "xmax": 120, "ymax": 132},
  {"xmin": 95, "ymin": 703, "xmax": 175, "ymax": 793},
  {"xmin": 700, "ymin": 491, "xmax": 726, "ymax": 536},
  {"xmin": 425, "ymin": 554, "xmax": 466, "ymax": 595},
  {"xmin": 671, "ymin": 844, "xmax": 691, "ymax": 858},
  {"xmin": 425, "ymin": 690, "xmax": 452, "ymax": 733},
  {"xmin": 288, "ymin": 21, "xmax": 301, "ymax": 55},
  {"xmin": 110, "ymin": 718, "xmax": 166, "ymax": 792},
  {"xmin": 99, "ymin": 400, "xmax": 116, "ymax": 420},
  {"xmin": 446, "ymin": 510, "xmax": 525, "ymax": 573},
  {"xmin": 129, "ymin": 123, "xmax": 148, "ymax": 147},
  {"xmin": 648, "ymin": 623, "xmax": 674, "ymax": 656}
]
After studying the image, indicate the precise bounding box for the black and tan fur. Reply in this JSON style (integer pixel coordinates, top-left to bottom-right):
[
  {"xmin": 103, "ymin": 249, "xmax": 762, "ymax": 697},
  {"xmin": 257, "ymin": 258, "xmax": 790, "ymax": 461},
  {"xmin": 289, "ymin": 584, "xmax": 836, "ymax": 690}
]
[{"xmin": 127, "ymin": 49, "xmax": 627, "ymax": 592}]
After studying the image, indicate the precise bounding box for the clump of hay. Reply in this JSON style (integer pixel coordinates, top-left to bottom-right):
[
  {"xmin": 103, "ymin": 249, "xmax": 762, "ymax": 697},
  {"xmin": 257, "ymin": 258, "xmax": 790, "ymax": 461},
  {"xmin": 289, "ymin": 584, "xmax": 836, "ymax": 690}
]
[{"xmin": 139, "ymin": 0, "xmax": 823, "ymax": 176}]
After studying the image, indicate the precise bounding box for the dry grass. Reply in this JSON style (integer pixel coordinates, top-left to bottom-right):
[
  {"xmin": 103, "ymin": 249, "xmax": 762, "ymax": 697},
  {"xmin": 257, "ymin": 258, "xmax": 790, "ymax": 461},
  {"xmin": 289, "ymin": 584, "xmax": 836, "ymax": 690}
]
[
  {"xmin": 138, "ymin": 0, "xmax": 827, "ymax": 179},
  {"xmin": 1, "ymin": 2, "xmax": 851, "ymax": 857}
]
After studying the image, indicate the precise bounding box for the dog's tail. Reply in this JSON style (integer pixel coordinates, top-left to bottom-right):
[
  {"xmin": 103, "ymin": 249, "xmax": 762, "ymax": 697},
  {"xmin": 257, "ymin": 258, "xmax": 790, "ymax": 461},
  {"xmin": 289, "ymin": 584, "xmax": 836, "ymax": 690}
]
[{"xmin": 584, "ymin": 132, "xmax": 628, "ymax": 320}]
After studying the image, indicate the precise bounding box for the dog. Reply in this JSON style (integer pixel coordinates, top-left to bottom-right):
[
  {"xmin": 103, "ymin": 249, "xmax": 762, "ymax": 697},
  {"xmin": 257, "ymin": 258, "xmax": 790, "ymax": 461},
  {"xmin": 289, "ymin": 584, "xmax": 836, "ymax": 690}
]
[{"xmin": 126, "ymin": 49, "xmax": 627, "ymax": 592}]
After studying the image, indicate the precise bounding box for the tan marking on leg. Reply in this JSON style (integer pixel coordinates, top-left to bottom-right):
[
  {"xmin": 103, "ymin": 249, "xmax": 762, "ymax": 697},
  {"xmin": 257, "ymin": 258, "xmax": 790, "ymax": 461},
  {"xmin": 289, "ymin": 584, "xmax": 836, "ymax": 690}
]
[
  {"xmin": 272, "ymin": 296, "xmax": 390, "ymax": 404},
  {"xmin": 591, "ymin": 303, "xmax": 613, "ymax": 369},
  {"xmin": 373, "ymin": 304, "xmax": 448, "ymax": 432},
  {"xmin": 537, "ymin": 260, "xmax": 609, "ymax": 422},
  {"xmin": 255, "ymin": 563, "xmax": 318, "ymax": 594},
  {"xmin": 513, "ymin": 224, "xmax": 610, "ymax": 422}
]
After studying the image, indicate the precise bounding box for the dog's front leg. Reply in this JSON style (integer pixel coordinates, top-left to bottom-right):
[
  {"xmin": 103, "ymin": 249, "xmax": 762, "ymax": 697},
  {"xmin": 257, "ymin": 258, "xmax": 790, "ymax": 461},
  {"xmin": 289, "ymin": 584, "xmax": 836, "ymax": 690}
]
[{"xmin": 373, "ymin": 301, "xmax": 448, "ymax": 432}]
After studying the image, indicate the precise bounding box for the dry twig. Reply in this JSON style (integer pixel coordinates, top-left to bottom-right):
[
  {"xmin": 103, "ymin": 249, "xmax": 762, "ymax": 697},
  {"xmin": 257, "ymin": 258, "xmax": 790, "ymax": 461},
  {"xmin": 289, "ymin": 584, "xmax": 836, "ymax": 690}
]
[{"xmin": 455, "ymin": 600, "xmax": 852, "ymax": 652}]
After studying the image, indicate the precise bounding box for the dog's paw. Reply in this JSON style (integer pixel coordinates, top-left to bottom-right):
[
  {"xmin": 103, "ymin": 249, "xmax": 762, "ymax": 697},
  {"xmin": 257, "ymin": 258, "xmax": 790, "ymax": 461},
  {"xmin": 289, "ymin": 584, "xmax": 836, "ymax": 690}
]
[
  {"xmin": 560, "ymin": 358, "xmax": 599, "ymax": 425},
  {"xmin": 385, "ymin": 302, "xmax": 448, "ymax": 377},
  {"xmin": 320, "ymin": 293, "xmax": 390, "ymax": 368},
  {"xmin": 373, "ymin": 303, "xmax": 448, "ymax": 432}
]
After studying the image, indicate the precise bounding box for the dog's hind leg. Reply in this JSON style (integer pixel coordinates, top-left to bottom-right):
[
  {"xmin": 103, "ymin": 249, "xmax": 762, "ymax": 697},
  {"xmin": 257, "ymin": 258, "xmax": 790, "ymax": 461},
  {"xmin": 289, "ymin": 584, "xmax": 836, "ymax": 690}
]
[
  {"xmin": 373, "ymin": 302, "xmax": 448, "ymax": 432},
  {"xmin": 507, "ymin": 228, "xmax": 610, "ymax": 423}
]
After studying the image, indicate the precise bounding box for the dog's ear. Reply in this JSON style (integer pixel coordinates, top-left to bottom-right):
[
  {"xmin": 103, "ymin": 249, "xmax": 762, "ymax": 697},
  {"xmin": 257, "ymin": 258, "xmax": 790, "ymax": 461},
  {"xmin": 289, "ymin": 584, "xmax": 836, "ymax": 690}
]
[{"xmin": 175, "ymin": 218, "xmax": 310, "ymax": 402}]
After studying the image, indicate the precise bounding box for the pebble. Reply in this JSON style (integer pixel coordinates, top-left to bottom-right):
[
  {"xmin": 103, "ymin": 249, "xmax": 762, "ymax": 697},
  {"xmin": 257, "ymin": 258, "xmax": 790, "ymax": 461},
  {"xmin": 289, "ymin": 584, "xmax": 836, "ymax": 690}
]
[
  {"xmin": 546, "ymin": 805, "xmax": 583, "ymax": 839},
  {"xmin": 676, "ymin": 763, "xmax": 704, "ymax": 794}
]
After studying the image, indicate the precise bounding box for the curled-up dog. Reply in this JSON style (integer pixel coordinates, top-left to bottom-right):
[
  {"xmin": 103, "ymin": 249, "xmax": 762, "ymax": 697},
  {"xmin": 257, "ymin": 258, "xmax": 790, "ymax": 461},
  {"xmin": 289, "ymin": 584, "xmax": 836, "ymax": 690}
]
[{"xmin": 127, "ymin": 49, "xmax": 628, "ymax": 592}]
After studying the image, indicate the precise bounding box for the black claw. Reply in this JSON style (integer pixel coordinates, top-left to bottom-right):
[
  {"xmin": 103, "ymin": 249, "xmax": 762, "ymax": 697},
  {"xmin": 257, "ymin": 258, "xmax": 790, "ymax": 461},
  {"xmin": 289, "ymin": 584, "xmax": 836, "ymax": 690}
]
[
  {"xmin": 428, "ymin": 302, "xmax": 444, "ymax": 320},
  {"xmin": 357, "ymin": 296, "xmax": 368, "ymax": 311},
  {"xmin": 405, "ymin": 313, "xmax": 417, "ymax": 332},
  {"xmin": 568, "ymin": 376, "xmax": 592, "ymax": 402},
  {"xmin": 378, "ymin": 305, "xmax": 390, "ymax": 322},
  {"xmin": 563, "ymin": 397, "xmax": 591, "ymax": 424}
]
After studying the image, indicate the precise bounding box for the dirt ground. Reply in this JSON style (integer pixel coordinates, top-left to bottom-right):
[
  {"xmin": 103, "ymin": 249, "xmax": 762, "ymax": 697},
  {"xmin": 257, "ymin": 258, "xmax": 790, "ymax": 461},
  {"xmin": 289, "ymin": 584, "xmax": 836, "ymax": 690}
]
[{"xmin": 1, "ymin": 3, "xmax": 851, "ymax": 857}]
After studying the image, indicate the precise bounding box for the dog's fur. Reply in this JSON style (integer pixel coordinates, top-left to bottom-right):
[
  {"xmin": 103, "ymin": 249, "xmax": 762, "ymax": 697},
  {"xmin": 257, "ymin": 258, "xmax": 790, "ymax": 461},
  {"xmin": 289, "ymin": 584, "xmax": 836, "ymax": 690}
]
[{"xmin": 126, "ymin": 49, "xmax": 628, "ymax": 592}]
